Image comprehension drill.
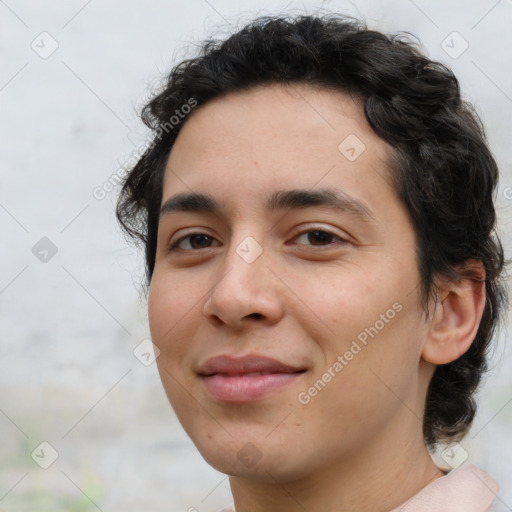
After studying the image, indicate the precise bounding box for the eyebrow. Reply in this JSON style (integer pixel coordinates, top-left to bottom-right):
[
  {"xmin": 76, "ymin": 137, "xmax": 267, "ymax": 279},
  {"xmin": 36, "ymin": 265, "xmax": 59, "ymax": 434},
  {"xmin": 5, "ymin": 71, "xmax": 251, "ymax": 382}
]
[{"xmin": 159, "ymin": 188, "xmax": 376, "ymax": 223}]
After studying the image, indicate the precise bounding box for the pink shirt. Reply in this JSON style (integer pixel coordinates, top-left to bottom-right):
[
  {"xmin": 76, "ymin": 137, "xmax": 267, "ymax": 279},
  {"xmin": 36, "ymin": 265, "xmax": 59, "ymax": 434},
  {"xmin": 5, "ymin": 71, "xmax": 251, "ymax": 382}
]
[{"xmin": 218, "ymin": 464, "xmax": 499, "ymax": 512}]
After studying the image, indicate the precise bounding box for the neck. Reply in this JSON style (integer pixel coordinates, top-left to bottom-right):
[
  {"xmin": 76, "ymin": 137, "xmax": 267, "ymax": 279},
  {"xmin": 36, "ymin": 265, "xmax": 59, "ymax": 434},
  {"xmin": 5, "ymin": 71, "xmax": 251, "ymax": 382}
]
[{"xmin": 228, "ymin": 422, "xmax": 444, "ymax": 512}]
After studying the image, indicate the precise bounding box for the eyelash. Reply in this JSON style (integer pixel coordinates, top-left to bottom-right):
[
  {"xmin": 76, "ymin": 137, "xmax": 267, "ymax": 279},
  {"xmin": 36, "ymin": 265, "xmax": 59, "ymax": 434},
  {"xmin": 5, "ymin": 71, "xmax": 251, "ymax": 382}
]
[{"xmin": 168, "ymin": 228, "xmax": 348, "ymax": 252}]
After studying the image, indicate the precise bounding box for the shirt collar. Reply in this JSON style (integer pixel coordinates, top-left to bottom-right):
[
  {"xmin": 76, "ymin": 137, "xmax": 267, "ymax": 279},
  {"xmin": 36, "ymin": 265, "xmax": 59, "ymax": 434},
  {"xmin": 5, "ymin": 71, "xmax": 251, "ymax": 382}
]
[
  {"xmin": 219, "ymin": 464, "xmax": 498, "ymax": 512},
  {"xmin": 389, "ymin": 463, "xmax": 498, "ymax": 512}
]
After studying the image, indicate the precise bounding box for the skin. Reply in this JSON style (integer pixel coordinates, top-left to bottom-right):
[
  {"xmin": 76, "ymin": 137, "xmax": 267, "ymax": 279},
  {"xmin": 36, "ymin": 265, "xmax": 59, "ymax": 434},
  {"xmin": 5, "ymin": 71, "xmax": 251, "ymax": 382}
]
[{"xmin": 148, "ymin": 83, "xmax": 485, "ymax": 512}]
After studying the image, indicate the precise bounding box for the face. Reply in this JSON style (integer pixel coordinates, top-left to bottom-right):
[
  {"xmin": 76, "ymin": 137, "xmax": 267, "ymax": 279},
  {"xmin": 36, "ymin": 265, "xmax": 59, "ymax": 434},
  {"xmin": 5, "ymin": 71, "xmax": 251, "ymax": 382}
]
[{"xmin": 148, "ymin": 84, "xmax": 431, "ymax": 483}]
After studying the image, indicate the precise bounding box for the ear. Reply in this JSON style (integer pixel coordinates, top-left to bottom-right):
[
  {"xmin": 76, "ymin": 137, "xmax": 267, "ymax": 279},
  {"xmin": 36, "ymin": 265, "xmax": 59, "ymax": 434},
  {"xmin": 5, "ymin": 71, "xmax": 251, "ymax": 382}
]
[{"xmin": 421, "ymin": 261, "xmax": 486, "ymax": 365}]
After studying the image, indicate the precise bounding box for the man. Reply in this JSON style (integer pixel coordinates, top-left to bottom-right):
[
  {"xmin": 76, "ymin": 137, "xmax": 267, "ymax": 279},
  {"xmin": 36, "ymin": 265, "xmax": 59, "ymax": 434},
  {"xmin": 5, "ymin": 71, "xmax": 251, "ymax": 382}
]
[{"xmin": 117, "ymin": 14, "xmax": 506, "ymax": 512}]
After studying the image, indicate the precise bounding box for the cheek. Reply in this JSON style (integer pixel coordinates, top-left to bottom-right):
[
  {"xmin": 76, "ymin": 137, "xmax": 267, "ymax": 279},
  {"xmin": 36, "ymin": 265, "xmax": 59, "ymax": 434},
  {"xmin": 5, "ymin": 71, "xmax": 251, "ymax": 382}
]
[
  {"xmin": 148, "ymin": 272, "xmax": 198, "ymax": 360},
  {"xmin": 148, "ymin": 277, "xmax": 171, "ymax": 343},
  {"xmin": 308, "ymin": 264, "xmax": 398, "ymax": 335},
  {"xmin": 148, "ymin": 274, "xmax": 200, "ymax": 412},
  {"xmin": 310, "ymin": 260, "xmax": 422, "ymax": 372}
]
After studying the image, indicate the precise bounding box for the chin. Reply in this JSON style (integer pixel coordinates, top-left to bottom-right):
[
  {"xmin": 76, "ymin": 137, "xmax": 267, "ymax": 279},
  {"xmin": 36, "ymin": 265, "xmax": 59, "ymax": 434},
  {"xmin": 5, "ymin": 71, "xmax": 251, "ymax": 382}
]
[{"xmin": 193, "ymin": 434, "xmax": 313, "ymax": 483}]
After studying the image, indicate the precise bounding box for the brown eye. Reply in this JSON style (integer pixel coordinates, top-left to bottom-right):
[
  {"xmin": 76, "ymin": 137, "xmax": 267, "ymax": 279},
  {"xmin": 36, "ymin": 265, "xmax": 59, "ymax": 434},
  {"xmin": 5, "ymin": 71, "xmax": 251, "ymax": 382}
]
[
  {"xmin": 293, "ymin": 229, "xmax": 346, "ymax": 247},
  {"xmin": 170, "ymin": 233, "xmax": 219, "ymax": 251}
]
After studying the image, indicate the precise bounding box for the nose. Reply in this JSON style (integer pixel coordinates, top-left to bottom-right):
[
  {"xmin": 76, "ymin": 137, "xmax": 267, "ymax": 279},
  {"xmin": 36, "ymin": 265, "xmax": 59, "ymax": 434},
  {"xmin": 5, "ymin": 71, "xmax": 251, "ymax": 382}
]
[{"xmin": 203, "ymin": 238, "xmax": 285, "ymax": 330}]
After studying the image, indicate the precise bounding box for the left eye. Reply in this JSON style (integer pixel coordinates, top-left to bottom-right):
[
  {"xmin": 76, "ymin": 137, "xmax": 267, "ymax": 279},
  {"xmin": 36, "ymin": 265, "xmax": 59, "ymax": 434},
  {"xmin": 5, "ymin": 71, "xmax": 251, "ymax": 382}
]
[{"xmin": 292, "ymin": 229, "xmax": 346, "ymax": 247}]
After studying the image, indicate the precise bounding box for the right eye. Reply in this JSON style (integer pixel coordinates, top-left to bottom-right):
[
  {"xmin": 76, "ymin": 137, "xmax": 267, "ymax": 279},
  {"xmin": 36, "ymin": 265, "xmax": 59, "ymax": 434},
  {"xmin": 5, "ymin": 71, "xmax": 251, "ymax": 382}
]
[{"xmin": 169, "ymin": 233, "xmax": 221, "ymax": 251}]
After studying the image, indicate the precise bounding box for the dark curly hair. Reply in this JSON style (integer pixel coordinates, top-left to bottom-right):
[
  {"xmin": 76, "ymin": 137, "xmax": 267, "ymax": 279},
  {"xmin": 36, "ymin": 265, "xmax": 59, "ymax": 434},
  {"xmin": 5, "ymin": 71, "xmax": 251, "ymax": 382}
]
[{"xmin": 116, "ymin": 13, "xmax": 507, "ymax": 448}]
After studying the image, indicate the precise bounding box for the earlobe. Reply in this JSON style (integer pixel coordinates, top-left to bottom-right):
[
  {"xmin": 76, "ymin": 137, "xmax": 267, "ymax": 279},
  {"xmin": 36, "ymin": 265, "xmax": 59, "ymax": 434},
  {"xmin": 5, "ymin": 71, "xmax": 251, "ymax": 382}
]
[{"xmin": 421, "ymin": 261, "xmax": 486, "ymax": 365}]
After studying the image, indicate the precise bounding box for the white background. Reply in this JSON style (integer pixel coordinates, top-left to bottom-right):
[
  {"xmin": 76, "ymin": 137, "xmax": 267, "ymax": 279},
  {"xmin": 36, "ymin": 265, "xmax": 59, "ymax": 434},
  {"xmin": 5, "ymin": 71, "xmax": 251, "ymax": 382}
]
[{"xmin": 1, "ymin": 0, "xmax": 511, "ymax": 510}]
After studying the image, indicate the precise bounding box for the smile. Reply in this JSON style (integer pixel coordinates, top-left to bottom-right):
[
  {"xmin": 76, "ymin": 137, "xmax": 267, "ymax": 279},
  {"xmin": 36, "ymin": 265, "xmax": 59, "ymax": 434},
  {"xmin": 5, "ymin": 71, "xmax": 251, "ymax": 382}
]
[{"xmin": 197, "ymin": 354, "xmax": 307, "ymax": 402}]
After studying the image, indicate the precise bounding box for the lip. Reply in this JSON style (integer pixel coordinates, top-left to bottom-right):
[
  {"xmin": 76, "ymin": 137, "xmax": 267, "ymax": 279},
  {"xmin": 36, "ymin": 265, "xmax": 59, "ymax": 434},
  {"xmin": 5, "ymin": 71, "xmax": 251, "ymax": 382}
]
[{"xmin": 197, "ymin": 354, "xmax": 306, "ymax": 402}]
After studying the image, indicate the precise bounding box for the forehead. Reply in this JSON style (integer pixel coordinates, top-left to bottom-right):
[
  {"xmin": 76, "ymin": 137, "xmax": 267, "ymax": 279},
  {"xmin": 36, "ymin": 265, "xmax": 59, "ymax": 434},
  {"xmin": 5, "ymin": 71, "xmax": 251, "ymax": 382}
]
[{"xmin": 162, "ymin": 83, "xmax": 397, "ymax": 219}]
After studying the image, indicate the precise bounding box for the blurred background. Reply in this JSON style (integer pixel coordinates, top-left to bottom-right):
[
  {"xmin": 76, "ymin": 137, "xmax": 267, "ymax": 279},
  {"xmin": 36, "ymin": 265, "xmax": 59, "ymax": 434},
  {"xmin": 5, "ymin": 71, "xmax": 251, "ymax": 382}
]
[{"xmin": 1, "ymin": 0, "xmax": 511, "ymax": 510}]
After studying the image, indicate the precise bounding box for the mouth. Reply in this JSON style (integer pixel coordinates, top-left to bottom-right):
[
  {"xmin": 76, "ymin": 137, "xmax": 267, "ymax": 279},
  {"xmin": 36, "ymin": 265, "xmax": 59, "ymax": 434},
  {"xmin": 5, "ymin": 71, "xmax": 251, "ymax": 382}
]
[{"xmin": 197, "ymin": 354, "xmax": 307, "ymax": 402}]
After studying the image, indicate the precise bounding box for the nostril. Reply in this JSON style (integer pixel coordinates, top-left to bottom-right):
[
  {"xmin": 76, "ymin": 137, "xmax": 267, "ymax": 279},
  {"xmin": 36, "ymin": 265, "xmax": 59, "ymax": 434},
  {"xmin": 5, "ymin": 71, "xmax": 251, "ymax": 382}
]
[{"xmin": 248, "ymin": 313, "xmax": 263, "ymax": 320}]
